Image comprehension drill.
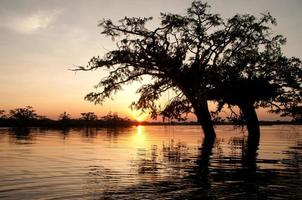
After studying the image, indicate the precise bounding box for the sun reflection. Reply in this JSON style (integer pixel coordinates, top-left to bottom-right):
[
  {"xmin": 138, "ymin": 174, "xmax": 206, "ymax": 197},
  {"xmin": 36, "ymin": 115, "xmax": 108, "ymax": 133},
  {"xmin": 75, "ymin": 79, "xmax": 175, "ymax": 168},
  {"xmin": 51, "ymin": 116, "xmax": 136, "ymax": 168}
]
[{"xmin": 132, "ymin": 125, "xmax": 147, "ymax": 148}]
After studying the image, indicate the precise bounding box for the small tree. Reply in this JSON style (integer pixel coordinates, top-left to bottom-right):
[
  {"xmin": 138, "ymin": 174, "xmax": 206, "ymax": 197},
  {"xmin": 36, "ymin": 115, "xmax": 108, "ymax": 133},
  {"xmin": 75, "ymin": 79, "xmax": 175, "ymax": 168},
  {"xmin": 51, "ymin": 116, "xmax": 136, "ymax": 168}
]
[
  {"xmin": 9, "ymin": 106, "xmax": 38, "ymax": 121},
  {"xmin": 80, "ymin": 112, "xmax": 97, "ymax": 121},
  {"xmin": 101, "ymin": 112, "xmax": 131, "ymax": 127},
  {"xmin": 101, "ymin": 112, "xmax": 119, "ymax": 122},
  {"xmin": 58, "ymin": 112, "xmax": 71, "ymax": 121},
  {"xmin": 0, "ymin": 110, "xmax": 6, "ymax": 119},
  {"xmin": 9, "ymin": 106, "xmax": 38, "ymax": 126}
]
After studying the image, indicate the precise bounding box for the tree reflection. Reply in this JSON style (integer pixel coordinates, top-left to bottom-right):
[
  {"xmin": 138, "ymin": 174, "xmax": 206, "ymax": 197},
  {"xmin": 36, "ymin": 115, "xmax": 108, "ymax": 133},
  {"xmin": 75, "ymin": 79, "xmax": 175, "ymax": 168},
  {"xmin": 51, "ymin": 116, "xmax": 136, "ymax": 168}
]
[
  {"xmin": 131, "ymin": 139, "xmax": 192, "ymax": 176},
  {"xmin": 1, "ymin": 126, "xmax": 300, "ymax": 199},
  {"xmin": 58, "ymin": 127, "xmax": 71, "ymax": 140},
  {"xmin": 123, "ymin": 132, "xmax": 266, "ymax": 199},
  {"xmin": 195, "ymin": 136, "xmax": 215, "ymax": 180},
  {"xmin": 8, "ymin": 127, "xmax": 35, "ymax": 144},
  {"xmin": 242, "ymin": 135, "xmax": 259, "ymax": 171},
  {"xmin": 83, "ymin": 127, "xmax": 98, "ymax": 138},
  {"xmin": 105, "ymin": 127, "xmax": 130, "ymax": 143}
]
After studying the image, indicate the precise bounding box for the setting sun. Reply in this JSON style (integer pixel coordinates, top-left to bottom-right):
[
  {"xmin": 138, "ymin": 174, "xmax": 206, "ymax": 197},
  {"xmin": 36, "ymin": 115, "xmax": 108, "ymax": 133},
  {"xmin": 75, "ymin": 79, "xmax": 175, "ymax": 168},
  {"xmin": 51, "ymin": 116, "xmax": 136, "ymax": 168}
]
[
  {"xmin": 129, "ymin": 109, "xmax": 148, "ymax": 122},
  {"xmin": 0, "ymin": 0, "xmax": 301, "ymax": 199}
]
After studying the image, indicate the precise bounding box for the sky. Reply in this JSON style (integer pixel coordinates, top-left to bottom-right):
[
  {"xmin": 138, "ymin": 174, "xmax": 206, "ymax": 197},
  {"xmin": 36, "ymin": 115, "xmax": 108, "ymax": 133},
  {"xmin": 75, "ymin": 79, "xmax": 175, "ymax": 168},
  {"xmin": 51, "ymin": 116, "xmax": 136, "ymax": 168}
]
[{"xmin": 0, "ymin": 0, "xmax": 301, "ymax": 120}]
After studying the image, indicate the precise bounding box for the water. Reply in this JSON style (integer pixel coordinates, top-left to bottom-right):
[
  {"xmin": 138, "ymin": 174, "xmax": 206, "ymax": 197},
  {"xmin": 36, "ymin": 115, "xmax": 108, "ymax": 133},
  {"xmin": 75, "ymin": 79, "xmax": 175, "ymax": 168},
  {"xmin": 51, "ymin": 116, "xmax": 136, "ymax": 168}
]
[{"xmin": 0, "ymin": 125, "xmax": 301, "ymax": 199}]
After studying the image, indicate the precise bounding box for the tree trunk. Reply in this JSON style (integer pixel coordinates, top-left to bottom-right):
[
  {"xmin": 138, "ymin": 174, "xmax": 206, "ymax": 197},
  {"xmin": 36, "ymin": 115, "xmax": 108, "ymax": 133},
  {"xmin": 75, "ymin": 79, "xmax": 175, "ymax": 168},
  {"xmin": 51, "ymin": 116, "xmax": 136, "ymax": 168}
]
[
  {"xmin": 178, "ymin": 82, "xmax": 216, "ymax": 140},
  {"xmin": 242, "ymin": 137, "xmax": 259, "ymax": 171},
  {"xmin": 195, "ymin": 133, "xmax": 215, "ymax": 181},
  {"xmin": 194, "ymin": 99, "xmax": 216, "ymax": 140},
  {"xmin": 240, "ymin": 102, "xmax": 260, "ymax": 146}
]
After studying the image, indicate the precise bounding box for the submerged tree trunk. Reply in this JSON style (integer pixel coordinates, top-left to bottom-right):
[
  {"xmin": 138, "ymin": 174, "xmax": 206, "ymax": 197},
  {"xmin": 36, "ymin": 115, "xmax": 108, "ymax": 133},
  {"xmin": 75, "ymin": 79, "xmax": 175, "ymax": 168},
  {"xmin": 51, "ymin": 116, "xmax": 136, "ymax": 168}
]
[
  {"xmin": 240, "ymin": 102, "xmax": 260, "ymax": 146},
  {"xmin": 194, "ymin": 98, "xmax": 216, "ymax": 140},
  {"xmin": 242, "ymin": 135, "xmax": 259, "ymax": 171},
  {"xmin": 195, "ymin": 132, "xmax": 215, "ymax": 181},
  {"xmin": 179, "ymin": 82, "xmax": 216, "ymax": 140}
]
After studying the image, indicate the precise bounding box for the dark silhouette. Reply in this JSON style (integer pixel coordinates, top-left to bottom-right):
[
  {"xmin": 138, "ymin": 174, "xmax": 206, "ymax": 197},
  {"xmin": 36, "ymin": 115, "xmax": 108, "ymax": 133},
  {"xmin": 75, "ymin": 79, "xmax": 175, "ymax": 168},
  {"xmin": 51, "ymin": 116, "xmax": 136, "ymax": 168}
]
[
  {"xmin": 0, "ymin": 109, "xmax": 6, "ymax": 119},
  {"xmin": 195, "ymin": 136, "xmax": 215, "ymax": 180},
  {"xmin": 8, "ymin": 106, "xmax": 39, "ymax": 126},
  {"xmin": 100, "ymin": 112, "xmax": 132, "ymax": 127},
  {"xmin": 283, "ymin": 106, "xmax": 302, "ymax": 123},
  {"xmin": 208, "ymin": 48, "xmax": 301, "ymax": 143},
  {"xmin": 0, "ymin": 106, "xmax": 134, "ymax": 128},
  {"xmin": 0, "ymin": 106, "xmax": 300, "ymax": 129},
  {"xmin": 8, "ymin": 127, "xmax": 33, "ymax": 142},
  {"xmin": 75, "ymin": 1, "xmax": 302, "ymax": 143},
  {"xmin": 80, "ymin": 112, "xmax": 97, "ymax": 121},
  {"xmin": 58, "ymin": 111, "xmax": 71, "ymax": 121},
  {"xmin": 0, "ymin": 109, "xmax": 7, "ymax": 126},
  {"xmin": 75, "ymin": 1, "xmax": 223, "ymax": 140}
]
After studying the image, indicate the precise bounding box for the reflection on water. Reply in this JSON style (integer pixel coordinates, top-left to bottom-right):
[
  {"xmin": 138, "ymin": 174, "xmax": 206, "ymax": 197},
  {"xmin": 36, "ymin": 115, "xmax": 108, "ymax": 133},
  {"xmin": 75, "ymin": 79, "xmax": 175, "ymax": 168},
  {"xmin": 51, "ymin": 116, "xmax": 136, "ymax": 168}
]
[{"xmin": 0, "ymin": 125, "xmax": 301, "ymax": 199}]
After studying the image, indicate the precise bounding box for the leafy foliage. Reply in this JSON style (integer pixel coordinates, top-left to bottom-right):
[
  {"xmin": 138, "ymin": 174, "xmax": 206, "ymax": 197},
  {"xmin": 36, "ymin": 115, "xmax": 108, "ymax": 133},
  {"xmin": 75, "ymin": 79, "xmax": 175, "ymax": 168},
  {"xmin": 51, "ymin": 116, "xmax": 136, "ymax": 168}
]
[
  {"xmin": 281, "ymin": 106, "xmax": 302, "ymax": 122},
  {"xmin": 76, "ymin": 1, "xmax": 301, "ymax": 123},
  {"xmin": 58, "ymin": 112, "xmax": 71, "ymax": 121},
  {"xmin": 9, "ymin": 106, "xmax": 38, "ymax": 121},
  {"xmin": 80, "ymin": 112, "xmax": 98, "ymax": 121}
]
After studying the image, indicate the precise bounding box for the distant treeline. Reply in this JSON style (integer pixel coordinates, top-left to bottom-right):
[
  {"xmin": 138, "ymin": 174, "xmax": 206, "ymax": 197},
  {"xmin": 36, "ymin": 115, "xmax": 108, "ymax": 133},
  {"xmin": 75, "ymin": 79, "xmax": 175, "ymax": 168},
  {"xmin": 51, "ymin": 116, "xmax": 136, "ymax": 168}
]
[
  {"xmin": 0, "ymin": 106, "xmax": 135, "ymax": 127},
  {"xmin": 0, "ymin": 106, "xmax": 301, "ymax": 128}
]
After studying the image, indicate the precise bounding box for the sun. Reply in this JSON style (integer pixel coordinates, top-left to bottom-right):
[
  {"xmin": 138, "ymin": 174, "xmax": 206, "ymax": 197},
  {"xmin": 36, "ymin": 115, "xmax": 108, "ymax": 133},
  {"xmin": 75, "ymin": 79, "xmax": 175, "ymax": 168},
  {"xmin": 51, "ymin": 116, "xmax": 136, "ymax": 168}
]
[
  {"xmin": 130, "ymin": 109, "xmax": 147, "ymax": 122},
  {"xmin": 136, "ymin": 115, "xmax": 144, "ymax": 122}
]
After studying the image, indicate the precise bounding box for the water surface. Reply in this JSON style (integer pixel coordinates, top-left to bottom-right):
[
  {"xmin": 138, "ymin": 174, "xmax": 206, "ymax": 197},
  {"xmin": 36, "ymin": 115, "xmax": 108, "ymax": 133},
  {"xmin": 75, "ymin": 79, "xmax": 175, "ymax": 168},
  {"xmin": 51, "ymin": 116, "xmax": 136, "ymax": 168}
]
[{"xmin": 0, "ymin": 125, "xmax": 301, "ymax": 199}]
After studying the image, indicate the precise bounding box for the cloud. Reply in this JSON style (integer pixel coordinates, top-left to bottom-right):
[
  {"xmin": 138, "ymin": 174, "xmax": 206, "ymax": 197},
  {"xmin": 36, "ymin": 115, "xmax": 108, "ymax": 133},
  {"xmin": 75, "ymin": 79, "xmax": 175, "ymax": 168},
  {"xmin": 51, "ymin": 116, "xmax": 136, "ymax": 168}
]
[{"xmin": 5, "ymin": 10, "xmax": 61, "ymax": 34}]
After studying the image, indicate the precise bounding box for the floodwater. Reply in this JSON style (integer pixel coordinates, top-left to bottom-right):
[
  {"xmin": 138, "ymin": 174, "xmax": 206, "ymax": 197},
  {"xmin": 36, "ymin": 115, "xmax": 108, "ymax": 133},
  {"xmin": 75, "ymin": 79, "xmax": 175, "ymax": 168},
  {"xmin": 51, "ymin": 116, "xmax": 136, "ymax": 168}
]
[{"xmin": 0, "ymin": 125, "xmax": 301, "ymax": 199}]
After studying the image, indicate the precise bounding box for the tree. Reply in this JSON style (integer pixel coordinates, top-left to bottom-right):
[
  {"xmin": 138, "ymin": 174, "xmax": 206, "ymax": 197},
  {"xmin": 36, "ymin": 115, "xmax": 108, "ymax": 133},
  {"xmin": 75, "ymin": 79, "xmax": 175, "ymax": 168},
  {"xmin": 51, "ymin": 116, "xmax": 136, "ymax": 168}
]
[
  {"xmin": 0, "ymin": 110, "xmax": 6, "ymax": 119},
  {"xmin": 101, "ymin": 112, "xmax": 120, "ymax": 122},
  {"xmin": 0, "ymin": 109, "xmax": 6, "ymax": 126},
  {"xmin": 282, "ymin": 106, "xmax": 302, "ymax": 123},
  {"xmin": 58, "ymin": 112, "xmax": 71, "ymax": 121},
  {"xmin": 206, "ymin": 15, "xmax": 302, "ymax": 142},
  {"xmin": 80, "ymin": 112, "xmax": 97, "ymax": 121},
  {"xmin": 101, "ymin": 112, "xmax": 130, "ymax": 127},
  {"xmin": 76, "ymin": 1, "xmax": 221, "ymax": 139},
  {"xmin": 9, "ymin": 106, "xmax": 38, "ymax": 125},
  {"xmin": 76, "ymin": 1, "xmax": 301, "ymax": 141}
]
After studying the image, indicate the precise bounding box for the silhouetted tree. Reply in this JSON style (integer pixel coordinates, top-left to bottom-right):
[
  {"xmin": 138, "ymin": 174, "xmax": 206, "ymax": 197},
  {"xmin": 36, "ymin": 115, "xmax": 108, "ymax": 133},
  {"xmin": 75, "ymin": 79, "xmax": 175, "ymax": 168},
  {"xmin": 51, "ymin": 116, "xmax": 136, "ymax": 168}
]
[
  {"xmin": 0, "ymin": 110, "xmax": 6, "ymax": 119},
  {"xmin": 101, "ymin": 112, "xmax": 131, "ymax": 127},
  {"xmin": 80, "ymin": 112, "xmax": 97, "ymax": 121},
  {"xmin": 76, "ymin": 1, "xmax": 301, "ymax": 141},
  {"xmin": 206, "ymin": 15, "xmax": 302, "ymax": 142},
  {"xmin": 76, "ymin": 1, "xmax": 222, "ymax": 139},
  {"xmin": 9, "ymin": 106, "xmax": 38, "ymax": 126},
  {"xmin": 0, "ymin": 109, "xmax": 6, "ymax": 126},
  {"xmin": 282, "ymin": 106, "xmax": 302, "ymax": 123},
  {"xmin": 58, "ymin": 112, "xmax": 71, "ymax": 121}
]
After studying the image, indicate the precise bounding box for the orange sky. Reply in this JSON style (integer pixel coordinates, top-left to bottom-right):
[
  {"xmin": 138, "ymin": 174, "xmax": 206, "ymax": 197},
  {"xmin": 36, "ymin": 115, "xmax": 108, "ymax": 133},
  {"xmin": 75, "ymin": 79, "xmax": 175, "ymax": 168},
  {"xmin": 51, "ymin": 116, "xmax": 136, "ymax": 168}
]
[{"xmin": 0, "ymin": 0, "xmax": 301, "ymax": 120}]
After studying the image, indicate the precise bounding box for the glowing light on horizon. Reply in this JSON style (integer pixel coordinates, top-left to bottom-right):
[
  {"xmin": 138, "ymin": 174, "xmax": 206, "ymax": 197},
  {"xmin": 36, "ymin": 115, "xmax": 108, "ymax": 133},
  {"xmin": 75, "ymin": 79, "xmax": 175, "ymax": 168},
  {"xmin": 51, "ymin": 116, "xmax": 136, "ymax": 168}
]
[{"xmin": 129, "ymin": 109, "xmax": 148, "ymax": 122}]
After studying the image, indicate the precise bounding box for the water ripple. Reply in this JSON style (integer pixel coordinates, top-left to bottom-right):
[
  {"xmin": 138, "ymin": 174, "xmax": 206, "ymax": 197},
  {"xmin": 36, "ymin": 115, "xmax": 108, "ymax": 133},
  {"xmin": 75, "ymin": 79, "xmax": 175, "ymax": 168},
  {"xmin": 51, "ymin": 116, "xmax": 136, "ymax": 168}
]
[{"xmin": 0, "ymin": 125, "xmax": 301, "ymax": 199}]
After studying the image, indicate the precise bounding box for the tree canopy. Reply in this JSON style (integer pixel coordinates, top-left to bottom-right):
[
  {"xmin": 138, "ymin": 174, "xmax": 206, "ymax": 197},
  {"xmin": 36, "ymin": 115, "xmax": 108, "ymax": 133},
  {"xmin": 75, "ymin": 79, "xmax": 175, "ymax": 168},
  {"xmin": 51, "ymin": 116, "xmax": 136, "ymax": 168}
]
[
  {"xmin": 76, "ymin": 1, "xmax": 301, "ymax": 139},
  {"xmin": 80, "ymin": 112, "xmax": 98, "ymax": 121},
  {"xmin": 58, "ymin": 112, "xmax": 71, "ymax": 121},
  {"xmin": 9, "ymin": 106, "xmax": 38, "ymax": 121}
]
